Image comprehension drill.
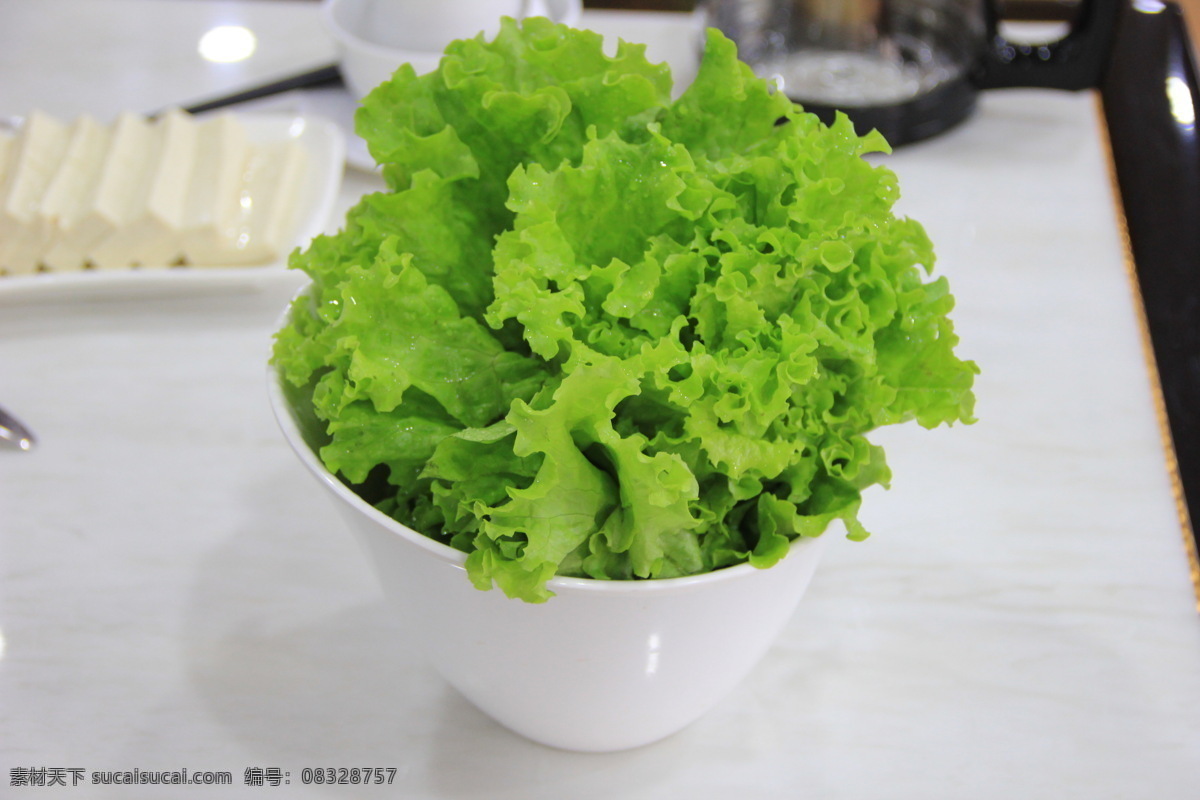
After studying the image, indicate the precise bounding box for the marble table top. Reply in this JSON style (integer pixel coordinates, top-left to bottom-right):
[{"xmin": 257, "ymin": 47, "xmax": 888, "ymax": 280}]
[{"xmin": 1, "ymin": 2, "xmax": 1198, "ymax": 797}]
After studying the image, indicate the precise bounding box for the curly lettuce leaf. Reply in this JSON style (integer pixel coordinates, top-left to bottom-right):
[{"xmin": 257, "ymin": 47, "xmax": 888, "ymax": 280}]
[
  {"xmin": 356, "ymin": 17, "xmax": 671, "ymax": 197},
  {"xmin": 271, "ymin": 20, "xmax": 978, "ymax": 603}
]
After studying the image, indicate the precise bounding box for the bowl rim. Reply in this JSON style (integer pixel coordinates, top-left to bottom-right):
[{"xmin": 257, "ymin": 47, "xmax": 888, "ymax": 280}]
[
  {"xmin": 267, "ymin": 309, "xmax": 826, "ymax": 598},
  {"xmin": 319, "ymin": 0, "xmax": 584, "ymax": 61},
  {"xmin": 319, "ymin": 0, "xmax": 446, "ymax": 65}
]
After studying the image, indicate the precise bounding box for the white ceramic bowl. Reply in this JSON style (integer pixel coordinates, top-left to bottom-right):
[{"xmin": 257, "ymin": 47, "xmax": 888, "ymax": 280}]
[
  {"xmin": 268, "ymin": 359, "xmax": 828, "ymax": 752},
  {"xmin": 322, "ymin": 0, "xmax": 584, "ymax": 99}
]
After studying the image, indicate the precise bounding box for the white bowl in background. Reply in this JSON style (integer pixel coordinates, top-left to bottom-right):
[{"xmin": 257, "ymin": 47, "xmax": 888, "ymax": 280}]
[
  {"xmin": 268, "ymin": 357, "xmax": 828, "ymax": 752},
  {"xmin": 322, "ymin": 0, "xmax": 584, "ymax": 99}
]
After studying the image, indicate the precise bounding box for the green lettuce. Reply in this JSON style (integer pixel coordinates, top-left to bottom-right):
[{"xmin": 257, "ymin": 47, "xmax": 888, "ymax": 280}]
[{"xmin": 273, "ymin": 19, "xmax": 978, "ymax": 602}]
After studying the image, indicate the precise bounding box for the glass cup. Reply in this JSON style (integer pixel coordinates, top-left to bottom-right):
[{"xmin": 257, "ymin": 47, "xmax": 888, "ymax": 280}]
[{"xmin": 702, "ymin": 0, "xmax": 1120, "ymax": 145}]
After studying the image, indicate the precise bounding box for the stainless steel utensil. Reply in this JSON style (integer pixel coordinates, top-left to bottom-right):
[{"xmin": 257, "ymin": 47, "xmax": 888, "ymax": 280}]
[{"xmin": 0, "ymin": 405, "xmax": 36, "ymax": 451}]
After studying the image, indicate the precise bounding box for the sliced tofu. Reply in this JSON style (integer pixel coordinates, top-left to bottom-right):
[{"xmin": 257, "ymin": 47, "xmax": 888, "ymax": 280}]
[
  {"xmin": 0, "ymin": 131, "xmax": 13, "ymax": 250},
  {"xmin": 50, "ymin": 111, "xmax": 158, "ymax": 270},
  {"xmin": 84, "ymin": 112, "xmax": 164, "ymax": 269},
  {"xmin": 192, "ymin": 140, "xmax": 306, "ymax": 266},
  {"xmin": 243, "ymin": 140, "xmax": 307, "ymax": 261},
  {"xmin": 179, "ymin": 113, "xmax": 249, "ymax": 265},
  {"xmin": 38, "ymin": 115, "xmax": 112, "ymax": 271},
  {"xmin": 87, "ymin": 109, "xmax": 198, "ymax": 269},
  {"xmin": 0, "ymin": 130, "xmax": 13, "ymax": 187},
  {"xmin": 0, "ymin": 109, "xmax": 309, "ymax": 277},
  {"xmin": 0, "ymin": 111, "xmax": 71, "ymax": 274}
]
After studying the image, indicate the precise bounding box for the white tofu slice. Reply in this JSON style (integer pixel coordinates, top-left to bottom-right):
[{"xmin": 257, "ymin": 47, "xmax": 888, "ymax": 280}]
[
  {"xmin": 84, "ymin": 112, "xmax": 165, "ymax": 269},
  {"xmin": 206, "ymin": 140, "xmax": 307, "ymax": 266},
  {"xmin": 53, "ymin": 111, "xmax": 159, "ymax": 270},
  {"xmin": 179, "ymin": 113, "xmax": 249, "ymax": 265},
  {"xmin": 0, "ymin": 130, "xmax": 13, "ymax": 186},
  {"xmin": 38, "ymin": 115, "xmax": 112, "ymax": 271},
  {"xmin": 0, "ymin": 111, "xmax": 70, "ymax": 274},
  {"xmin": 0, "ymin": 130, "xmax": 13, "ymax": 245},
  {"xmin": 87, "ymin": 109, "xmax": 197, "ymax": 269}
]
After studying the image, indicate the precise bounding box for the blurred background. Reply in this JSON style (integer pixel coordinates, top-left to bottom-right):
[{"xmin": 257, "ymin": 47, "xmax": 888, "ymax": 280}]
[
  {"xmin": 251, "ymin": 0, "xmax": 1198, "ymax": 56},
  {"xmin": 596, "ymin": 1, "xmax": 1200, "ymax": 64}
]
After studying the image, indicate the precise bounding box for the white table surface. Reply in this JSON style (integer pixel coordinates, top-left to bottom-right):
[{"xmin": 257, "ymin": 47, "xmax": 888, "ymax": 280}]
[{"xmin": 2, "ymin": 1, "xmax": 1199, "ymax": 797}]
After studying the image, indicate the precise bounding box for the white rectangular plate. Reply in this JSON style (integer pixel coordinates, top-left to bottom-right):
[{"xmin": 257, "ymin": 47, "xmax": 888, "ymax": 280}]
[{"xmin": 0, "ymin": 111, "xmax": 344, "ymax": 299}]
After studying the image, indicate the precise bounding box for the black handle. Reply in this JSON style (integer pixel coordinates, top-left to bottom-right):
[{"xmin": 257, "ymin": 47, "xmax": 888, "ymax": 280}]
[
  {"xmin": 1100, "ymin": 0, "xmax": 1200, "ymax": 574},
  {"xmin": 162, "ymin": 63, "xmax": 344, "ymax": 117},
  {"xmin": 974, "ymin": 0, "xmax": 1121, "ymax": 90}
]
